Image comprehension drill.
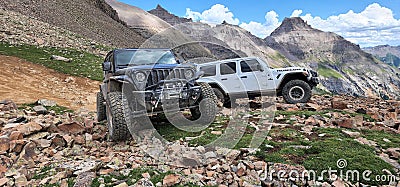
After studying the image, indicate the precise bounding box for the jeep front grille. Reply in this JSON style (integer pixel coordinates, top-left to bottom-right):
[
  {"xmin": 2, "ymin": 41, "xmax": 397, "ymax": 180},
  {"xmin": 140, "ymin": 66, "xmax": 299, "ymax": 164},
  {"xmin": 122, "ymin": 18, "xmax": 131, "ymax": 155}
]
[{"xmin": 147, "ymin": 69, "xmax": 186, "ymax": 86}]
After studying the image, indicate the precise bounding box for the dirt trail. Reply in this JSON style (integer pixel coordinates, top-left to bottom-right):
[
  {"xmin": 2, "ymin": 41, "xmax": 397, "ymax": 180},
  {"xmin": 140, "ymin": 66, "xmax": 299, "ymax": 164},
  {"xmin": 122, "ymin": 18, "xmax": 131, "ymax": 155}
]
[{"xmin": 0, "ymin": 55, "xmax": 100, "ymax": 111}]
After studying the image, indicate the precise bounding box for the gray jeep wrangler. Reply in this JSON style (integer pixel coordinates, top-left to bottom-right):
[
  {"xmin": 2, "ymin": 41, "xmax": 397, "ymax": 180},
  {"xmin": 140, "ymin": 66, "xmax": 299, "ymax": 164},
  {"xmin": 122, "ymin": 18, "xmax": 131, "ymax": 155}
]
[{"xmin": 97, "ymin": 48, "xmax": 217, "ymax": 141}]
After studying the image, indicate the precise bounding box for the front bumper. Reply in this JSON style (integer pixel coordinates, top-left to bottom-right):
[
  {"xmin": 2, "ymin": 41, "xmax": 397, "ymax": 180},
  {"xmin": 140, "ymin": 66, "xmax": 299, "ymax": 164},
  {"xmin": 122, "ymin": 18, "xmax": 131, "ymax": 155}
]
[
  {"xmin": 310, "ymin": 77, "xmax": 319, "ymax": 85},
  {"xmin": 128, "ymin": 84, "xmax": 202, "ymax": 117}
]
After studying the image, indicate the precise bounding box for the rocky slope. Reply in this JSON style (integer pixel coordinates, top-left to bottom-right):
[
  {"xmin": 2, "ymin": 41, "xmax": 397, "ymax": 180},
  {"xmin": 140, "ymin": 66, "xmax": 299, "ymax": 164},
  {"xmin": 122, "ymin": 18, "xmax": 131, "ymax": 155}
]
[
  {"xmin": 149, "ymin": 7, "xmax": 288, "ymax": 66},
  {"xmin": 148, "ymin": 5, "xmax": 192, "ymax": 26},
  {"xmin": 0, "ymin": 0, "xmax": 145, "ymax": 48},
  {"xmin": 363, "ymin": 45, "xmax": 400, "ymax": 68},
  {"xmin": 265, "ymin": 17, "xmax": 400, "ymax": 98},
  {"xmin": 0, "ymin": 9, "xmax": 108, "ymax": 56}
]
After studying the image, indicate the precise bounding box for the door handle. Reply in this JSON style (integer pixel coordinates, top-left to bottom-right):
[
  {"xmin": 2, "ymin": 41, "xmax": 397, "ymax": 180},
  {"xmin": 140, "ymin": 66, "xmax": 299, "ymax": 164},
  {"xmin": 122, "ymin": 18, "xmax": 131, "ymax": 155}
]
[
  {"xmin": 221, "ymin": 78, "xmax": 227, "ymax": 81},
  {"xmin": 268, "ymin": 78, "xmax": 273, "ymax": 80},
  {"xmin": 240, "ymin": 76, "xmax": 247, "ymax": 79}
]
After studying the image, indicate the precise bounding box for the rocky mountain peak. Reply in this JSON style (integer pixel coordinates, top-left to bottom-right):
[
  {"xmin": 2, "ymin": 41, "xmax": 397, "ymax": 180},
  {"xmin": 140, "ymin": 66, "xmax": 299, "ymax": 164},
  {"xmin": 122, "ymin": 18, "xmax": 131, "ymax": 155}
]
[
  {"xmin": 270, "ymin": 17, "xmax": 316, "ymax": 36},
  {"xmin": 148, "ymin": 4, "xmax": 192, "ymax": 25}
]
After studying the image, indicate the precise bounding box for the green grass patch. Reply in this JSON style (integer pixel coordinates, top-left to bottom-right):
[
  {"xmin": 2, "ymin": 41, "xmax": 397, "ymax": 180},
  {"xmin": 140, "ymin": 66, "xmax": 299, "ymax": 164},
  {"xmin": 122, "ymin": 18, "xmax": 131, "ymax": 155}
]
[
  {"xmin": 0, "ymin": 42, "xmax": 103, "ymax": 81},
  {"xmin": 19, "ymin": 103, "xmax": 73, "ymax": 114},
  {"xmin": 32, "ymin": 166, "xmax": 54, "ymax": 180},
  {"xmin": 276, "ymin": 109, "xmax": 375, "ymax": 122},
  {"xmin": 317, "ymin": 64, "xmax": 343, "ymax": 79},
  {"xmin": 255, "ymin": 127, "xmax": 396, "ymax": 185},
  {"xmin": 91, "ymin": 168, "xmax": 176, "ymax": 187},
  {"xmin": 361, "ymin": 129, "xmax": 400, "ymax": 149}
]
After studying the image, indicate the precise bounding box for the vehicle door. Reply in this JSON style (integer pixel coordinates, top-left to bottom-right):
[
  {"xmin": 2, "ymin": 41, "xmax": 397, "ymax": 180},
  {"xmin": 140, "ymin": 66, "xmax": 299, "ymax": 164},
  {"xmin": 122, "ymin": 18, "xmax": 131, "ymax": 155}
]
[
  {"xmin": 218, "ymin": 61, "xmax": 242, "ymax": 93},
  {"xmin": 239, "ymin": 58, "xmax": 275, "ymax": 92}
]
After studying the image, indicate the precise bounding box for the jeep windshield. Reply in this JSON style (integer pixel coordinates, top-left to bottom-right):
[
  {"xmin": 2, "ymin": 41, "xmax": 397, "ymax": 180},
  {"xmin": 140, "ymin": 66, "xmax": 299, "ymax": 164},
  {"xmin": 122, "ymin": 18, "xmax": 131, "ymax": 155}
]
[{"xmin": 115, "ymin": 49, "xmax": 177, "ymax": 66}]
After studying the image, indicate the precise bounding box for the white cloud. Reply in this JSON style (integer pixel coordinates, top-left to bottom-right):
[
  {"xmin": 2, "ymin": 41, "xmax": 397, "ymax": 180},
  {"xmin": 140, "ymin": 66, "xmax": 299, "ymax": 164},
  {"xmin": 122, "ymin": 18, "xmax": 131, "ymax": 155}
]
[
  {"xmin": 299, "ymin": 3, "xmax": 400, "ymax": 47},
  {"xmin": 290, "ymin": 10, "xmax": 303, "ymax": 17},
  {"xmin": 185, "ymin": 3, "xmax": 400, "ymax": 47},
  {"xmin": 185, "ymin": 4, "xmax": 239, "ymax": 25},
  {"xmin": 240, "ymin": 11, "xmax": 280, "ymax": 38}
]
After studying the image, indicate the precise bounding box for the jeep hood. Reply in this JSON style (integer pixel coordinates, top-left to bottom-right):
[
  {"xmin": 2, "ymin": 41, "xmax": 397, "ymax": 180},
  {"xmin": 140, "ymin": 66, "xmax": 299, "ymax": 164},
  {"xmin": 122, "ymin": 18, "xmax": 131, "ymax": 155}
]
[{"xmin": 114, "ymin": 63, "xmax": 195, "ymax": 75}]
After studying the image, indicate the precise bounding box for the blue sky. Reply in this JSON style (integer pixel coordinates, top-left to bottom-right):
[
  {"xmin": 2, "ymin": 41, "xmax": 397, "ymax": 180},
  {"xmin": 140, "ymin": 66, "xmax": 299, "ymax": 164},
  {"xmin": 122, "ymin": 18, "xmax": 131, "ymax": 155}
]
[{"xmin": 120, "ymin": 0, "xmax": 400, "ymax": 47}]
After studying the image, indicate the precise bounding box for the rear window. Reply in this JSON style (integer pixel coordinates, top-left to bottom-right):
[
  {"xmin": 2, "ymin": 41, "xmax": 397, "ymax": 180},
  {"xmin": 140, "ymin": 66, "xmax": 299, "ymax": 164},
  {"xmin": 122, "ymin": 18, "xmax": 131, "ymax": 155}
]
[
  {"xmin": 200, "ymin": 65, "xmax": 216, "ymax": 77},
  {"xmin": 240, "ymin": 59, "xmax": 262, "ymax": 72},
  {"xmin": 220, "ymin": 62, "xmax": 236, "ymax": 75}
]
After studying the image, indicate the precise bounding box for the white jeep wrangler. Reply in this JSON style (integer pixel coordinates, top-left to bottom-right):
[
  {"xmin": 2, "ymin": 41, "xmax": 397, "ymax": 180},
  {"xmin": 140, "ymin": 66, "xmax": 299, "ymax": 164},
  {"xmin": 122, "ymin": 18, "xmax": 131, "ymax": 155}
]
[{"xmin": 196, "ymin": 57, "xmax": 319, "ymax": 105}]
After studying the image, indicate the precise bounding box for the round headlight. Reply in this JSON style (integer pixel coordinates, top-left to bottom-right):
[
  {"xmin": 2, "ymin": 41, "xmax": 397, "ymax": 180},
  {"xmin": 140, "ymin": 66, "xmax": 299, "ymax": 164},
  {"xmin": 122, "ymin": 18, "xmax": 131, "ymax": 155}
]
[
  {"xmin": 184, "ymin": 69, "xmax": 194, "ymax": 79},
  {"xmin": 135, "ymin": 72, "xmax": 146, "ymax": 82}
]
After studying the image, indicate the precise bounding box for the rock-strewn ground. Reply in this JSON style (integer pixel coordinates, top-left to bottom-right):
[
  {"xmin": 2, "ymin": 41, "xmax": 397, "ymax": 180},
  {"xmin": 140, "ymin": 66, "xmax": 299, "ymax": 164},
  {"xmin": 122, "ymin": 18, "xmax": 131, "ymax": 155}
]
[{"xmin": 0, "ymin": 95, "xmax": 399, "ymax": 187}]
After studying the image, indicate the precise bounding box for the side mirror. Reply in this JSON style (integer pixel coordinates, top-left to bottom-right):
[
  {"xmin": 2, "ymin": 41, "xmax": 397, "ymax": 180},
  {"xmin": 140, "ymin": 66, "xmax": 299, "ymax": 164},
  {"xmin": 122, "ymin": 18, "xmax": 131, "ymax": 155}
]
[
  {"xmin": 176, "ymin": 59, "xmax": 182, "ymax": 64},
  {"xmin": 102, "ymin": 61, "xmax": 112, "ymax": 72}
]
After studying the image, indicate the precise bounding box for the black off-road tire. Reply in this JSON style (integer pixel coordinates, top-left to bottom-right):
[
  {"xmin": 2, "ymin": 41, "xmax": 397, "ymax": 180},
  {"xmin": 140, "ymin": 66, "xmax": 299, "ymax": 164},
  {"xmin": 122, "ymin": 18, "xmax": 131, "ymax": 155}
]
[
  {"xmin": 282, "ymin": 80, "xmax": 312, "ymax": 104},
  {"xmin": 106, "ymin": 92, "xmax": 130, "ymax": 141},
  {"xmin": 190, "ymin": 82, "xmax": 217, "ymax": 122},
  {"xmin": 212, "ymin": 88, "xmax": 225, "ymax": 107},
  {"xmin": 96, "ymin": 92, "xmax": 106, "ymax": 122}
]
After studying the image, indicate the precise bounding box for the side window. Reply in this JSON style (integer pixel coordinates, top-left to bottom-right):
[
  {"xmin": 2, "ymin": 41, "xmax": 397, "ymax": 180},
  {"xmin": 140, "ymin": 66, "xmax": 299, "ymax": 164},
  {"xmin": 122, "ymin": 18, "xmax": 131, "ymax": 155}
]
[
  {"xmin": 240, "ymin": 59, "xmax": 262, "ymax": 72},
  {"xmin": 200, "ymin": 65, "xmax": 216, "ymax": 77},
  {"xmin": 220, "ymin": 62, "xmax": 236, "ymax": 75}
]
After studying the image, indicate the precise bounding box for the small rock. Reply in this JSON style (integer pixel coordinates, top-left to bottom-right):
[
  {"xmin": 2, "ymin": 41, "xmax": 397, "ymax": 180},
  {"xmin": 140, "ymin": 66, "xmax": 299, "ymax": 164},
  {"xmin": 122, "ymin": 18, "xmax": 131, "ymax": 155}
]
[
  {"xmin": 334, "ymin": 118, "xmax": 355, "ymax": 129},
  {"xmin": 133, "ymin": 178, "xmax": 154, "ymax": 187},
  {"xmin": 33, "ymin": 139, "xmax": 51, "ymax": 148},
  {"xmin": 16, "ymin": 122, "xmax": 43, "ymax": 136},
  {"xmin": 142, "ymin": 172, "xmax": 151, "ymax": 179},
  {"xmin": 36, "ymin": 38, "xmax": 45, "ymax": 45},
  {"xmin": 162, "ymin": 174, "xmax": 180, "ymax": 187},
  {"xmin": 37, "ymin": 99, "xmax": 57, "ymax": 107},
  {"xmin": 15, "ymin": 142, "xmax": 37, "ymax": 168},
  {"xmin": 206, "ymin": 170, "xmax": 215, "ymax": 177},
  {"xmin": 0, "ymin": 177, "xmax": 9, "ymax": 186},
  {"xmin": 0, "ymin": 100, "xmax": 17, "ymax": 111},
  {"xmin": 204, "ymin": 151, "xmax": 217, "ymax": 159},
  {"xmin": 332, "ymin": 179, "xmax": 346, "ymax": 187},
  {"xmin": 51, "ymin": 55, "xmax": 72, "ymax": 62},
  {"xmin": 226, "ymin": 149, "xmax": 241, "ymax": 160},
  {"xmin": 236, "ymin": 167, "xmax": 245, "ymax": 176},
  {"xmin": 211, "ymin": 131, "xmax": 222, "ymax": 135},
  {"xmin": 306, "ymin": 103, "xmax": 320, "ymax": 111},
  {"xmin": 254, "ymin": 161, "xmax": 266, "ymax": 170},
  {"xmin": 386, "ymin": 148, "xmax": 400, "ymax": 159},
  {"xmin": 14, "ymin": 174, "xmax": 28, "ymax": 187},
  {"xmin": 342, "ymin": 130, "xmax": 361, "ymax": 138},
  {"xmin": 64, "ymin": 77, "xmax": 76, "ymax": 83},
  {"xmin": 9, "ymin": 131, "xmax": 23, "ymax": 141},
  {"xmin": 355, "ymin": 137, "xmax": 377, "ymax": 147},
  {"xmin": 58, "ymin": 122, "xmax": 85, "ymax": 135},
  {"xmin": 0, "ymin": 136, "xmax": 10, "ymax": 153},
  {"xmin": 33, "ymin": 105, "xmax": 48, "ymax": 114},
  {"xmin": 73, "ymin": 172, "xmax": 96, "ymax": 187},
  {"xmin": 114, "ymin": 182, "xmax": 128, "ymax": 187},
  {"xmin": 331, "ymin": 99, "xmax": 347, "ymax": 109}
]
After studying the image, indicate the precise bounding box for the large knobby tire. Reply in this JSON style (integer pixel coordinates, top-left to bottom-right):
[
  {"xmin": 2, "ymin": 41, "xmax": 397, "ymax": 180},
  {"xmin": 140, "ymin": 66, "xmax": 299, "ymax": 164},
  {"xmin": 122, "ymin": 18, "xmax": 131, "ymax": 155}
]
[
  {"xmin": 106, "ymin": 92, "xmax": 130, "ymax": 141},
  {"xmin": 190, "ymin": 82, "xmax": 217, "ymax": 122},
  {"xmin": 212, "ymin": 88, "xmax": 225, "ymax": 107},
  {"xmin": 96, "ymin": 92, "xmax": 106, "ymax": 122},
  {"xmin": 282, "ymin": 80, "xmax": 312, "ymax": 104}
]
